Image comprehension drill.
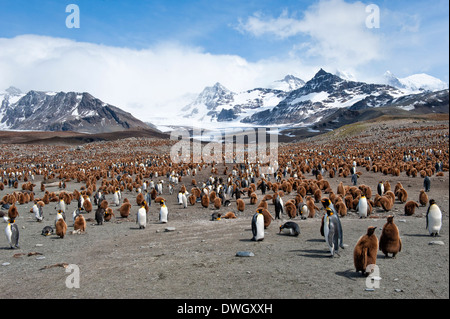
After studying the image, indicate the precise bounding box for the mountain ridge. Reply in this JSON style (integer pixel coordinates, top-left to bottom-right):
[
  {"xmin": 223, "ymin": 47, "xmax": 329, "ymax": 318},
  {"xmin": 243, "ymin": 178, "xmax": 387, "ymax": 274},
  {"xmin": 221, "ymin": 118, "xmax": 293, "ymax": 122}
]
[
  {"xmin": 178, "ymin": 69, "xmax": 448, "ymax": 128},
  {"xmin": 0, "ymin": 89, "xmax": 153, "ymax": 134}
]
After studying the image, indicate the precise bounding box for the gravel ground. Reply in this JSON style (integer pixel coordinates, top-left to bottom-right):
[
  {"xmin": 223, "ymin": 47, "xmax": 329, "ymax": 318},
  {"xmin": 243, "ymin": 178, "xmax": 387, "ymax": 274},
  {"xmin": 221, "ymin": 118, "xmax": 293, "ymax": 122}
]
[{"xmin": 0, "ymin": 164, "xmax": 448, "ymax": 300}]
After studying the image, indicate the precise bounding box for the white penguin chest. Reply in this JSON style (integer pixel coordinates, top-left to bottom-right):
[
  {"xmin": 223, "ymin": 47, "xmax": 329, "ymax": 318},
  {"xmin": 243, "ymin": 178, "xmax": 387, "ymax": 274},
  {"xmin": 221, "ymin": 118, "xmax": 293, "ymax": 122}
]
[
  {"xmin": 255, "ymin": 214, "xmax": 264, "ymax": 238},
  {"xmin": 428, "ymin": 206, "xmax": 442, "ymax": 229}
]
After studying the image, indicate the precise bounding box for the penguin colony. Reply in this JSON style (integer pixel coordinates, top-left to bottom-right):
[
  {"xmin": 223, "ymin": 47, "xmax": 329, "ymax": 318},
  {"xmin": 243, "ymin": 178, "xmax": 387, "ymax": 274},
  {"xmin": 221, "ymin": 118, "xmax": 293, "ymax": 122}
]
[{"xmin": 0, "ymin": 132, "xmax": 447, "ymax": 284}]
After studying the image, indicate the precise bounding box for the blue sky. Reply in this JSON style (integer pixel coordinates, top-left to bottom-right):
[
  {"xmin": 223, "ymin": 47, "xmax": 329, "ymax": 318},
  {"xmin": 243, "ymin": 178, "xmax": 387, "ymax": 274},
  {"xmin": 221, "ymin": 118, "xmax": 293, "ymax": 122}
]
[{"xmin": 0, "ymin": 0, "xmax": 448, "ymax": 120}]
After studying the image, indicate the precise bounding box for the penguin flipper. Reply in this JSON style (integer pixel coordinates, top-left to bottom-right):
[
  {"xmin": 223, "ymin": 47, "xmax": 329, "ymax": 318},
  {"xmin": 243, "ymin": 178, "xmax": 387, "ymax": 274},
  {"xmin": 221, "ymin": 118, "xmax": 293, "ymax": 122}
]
[
  {"xmin": 336, "ymin": 216, "xmax": 344, "ymax": 248},
  {"xmin": 251, "ymin": 214, "xmax": 257, "ymax": 238},
  {"xmin": 11, "ymin": 224, "xmax": 19, "ymax": 248}
]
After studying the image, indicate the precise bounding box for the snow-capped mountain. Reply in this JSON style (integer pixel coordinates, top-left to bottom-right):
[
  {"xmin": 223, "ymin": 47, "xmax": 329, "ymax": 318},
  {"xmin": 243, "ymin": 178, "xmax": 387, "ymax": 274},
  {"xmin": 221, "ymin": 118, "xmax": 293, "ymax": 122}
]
[
  {"xmin": 0, "ymin": 88, "xmax": 150, "ymax": 133},
  {"xmin": 384, "ymin": 71, "xmax": 449, "ymax": 92},
  {"xmin": 181, "ymin": 82, "xmax": 236, "ymax": 120},
  {"xmin": 180, "ymin": 82, "xmax": 290, "ymax": 127},
  {"xmin": 266, "ymin": 75, "xmax": 305, "ymax": 92},
  {"xmin": 241, "ymin": 69, "xmax": 406, "ymax": 125},
  {"xmin": 178, "ymin": 69, "xmax": 448, "ymax": 129}
]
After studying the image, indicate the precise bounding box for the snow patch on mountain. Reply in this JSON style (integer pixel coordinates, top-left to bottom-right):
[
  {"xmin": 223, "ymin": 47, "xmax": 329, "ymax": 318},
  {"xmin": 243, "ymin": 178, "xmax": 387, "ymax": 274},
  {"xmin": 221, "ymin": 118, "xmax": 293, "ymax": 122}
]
[
  {"xmin": 384, "ymin": 71, "xmax": 448, "ymax": 92},
  {"xmin": 266, "ymin": 75, "xmax": 305, "ymax": 92}
]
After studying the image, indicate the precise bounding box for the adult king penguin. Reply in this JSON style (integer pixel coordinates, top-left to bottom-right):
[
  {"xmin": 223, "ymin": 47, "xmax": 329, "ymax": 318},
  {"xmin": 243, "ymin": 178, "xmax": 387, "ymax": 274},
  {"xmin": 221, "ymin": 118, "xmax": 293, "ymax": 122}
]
[
  {"xmin": 32, "ymin": 202, "xmax": 44, "ymax": 222},
  {"xmin": 251, "ymin": 209, "xmax": 265, "ymax": 241},
  {"xmin": 274, "ymin": 196, "xmax": 284, "ymax": 219},
  {"xmin": 323, "ymin": 207, "xmax": 344, "ymax": 257},
  {"xmin": 113, "ymin": 188, "xmax": 121, "ymax": 206},
  {"xmin": 55, "ymin": 210, "xmax": 65, "ymax": 226},
  {"xmin": 426, "ymin": 199, "xmax": 442, "ymax": 237},
  {"xmin": 377, "ymin": 181, "xmax": 384, "ymax": 196},
  {"xmin": 279, "ymin": 221, "xmax": 300, "ymax": 236},
  {"xmin": 356, "ymin": 195, "xmax": 369, "ymax": 218},
  {"xmin": 423, "ymin": 176, "xmax": 431, "ymax": 192},
  {"xmin": 137, "ymin": 201, "xmax": 147, "ymax": 229},
  {"xmin": 5, "ymin": 219, "xmax": 19, "ymax": 249},
  {"xmin": 181, "ymin": 192, "xmax": 188, "ymax": 209},
  {"xmin": 159, "ymin": 199, "xmax": 168, "ymax": 223},
  {"xmin": 177, "ymin": 191, "xmax": 183, "ymax": 205}
]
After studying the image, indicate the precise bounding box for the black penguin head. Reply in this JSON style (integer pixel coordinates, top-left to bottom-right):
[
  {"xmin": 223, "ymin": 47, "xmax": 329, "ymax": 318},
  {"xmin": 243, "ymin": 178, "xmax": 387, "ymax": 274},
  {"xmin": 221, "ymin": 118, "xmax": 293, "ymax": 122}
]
[
  {"xmin": 367, "ymin": 226, "xmax": 377, "ymax": 236},
  {"xmin": 325, "ymin": 207, "xmax": 333, "ymax": 216},
  {"xmin": 321, "ymin": 198, "xmax": 331, "ymax": 208},
  {"xmin": 429, "ymin": 199, "xmax": 436, "ymax": 206}
]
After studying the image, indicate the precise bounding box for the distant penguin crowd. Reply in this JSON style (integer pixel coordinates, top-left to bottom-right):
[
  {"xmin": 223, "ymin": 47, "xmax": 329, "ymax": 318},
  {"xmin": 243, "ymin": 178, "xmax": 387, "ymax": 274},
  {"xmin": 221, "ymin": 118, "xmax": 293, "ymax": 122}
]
[{"xmin": 0, "ymin": 136, "xmax": 447, "ymax": 282}]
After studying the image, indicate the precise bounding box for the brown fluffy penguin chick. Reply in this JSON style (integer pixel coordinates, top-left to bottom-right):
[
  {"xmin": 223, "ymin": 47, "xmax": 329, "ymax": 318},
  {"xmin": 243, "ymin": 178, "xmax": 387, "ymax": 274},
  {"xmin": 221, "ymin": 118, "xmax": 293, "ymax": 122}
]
[
  {"xmin": 189, "ymin": 194, "xmax": 196, "ymax": 206},
  {"xmin": 8, "ymin": 204, "xmax": 19, "ymax": 220},
  {"xmin": 260, "ymin": 208, "xmax": 274, "ymax": 228},
  {"xmin": 354, "ymin": 226, "xmax": 378, "ymax": 276},
  {"xmin": 136, "ymin": 193, "xmax": 144, "ymax": 206},
  {"xmin": 213, "ymin": 197, "xmax": 222, "ymax": 209},
  {"xmin": 119, "ymin": 202, "xmax": 132, "ymax": 218},
  {"xmin": 379, "ymin": 216, "xmax": 402, "ymax": 258},
  {"xmin": 396, "ymin": 188, "xmax": 408, "ymax": 203},
  {"xmin": 285, "ymin": 201, "xmax": 297, "ymax": 219},
  {"xmin": 222, "ymin": 211, "xmax": 237, "ymax": 219},
  {"xmin": 236, "ymin": 198, "xmax": 245, "ymax": 212},
  {"xmin": 201, "ymin": 194, "xmax": 210, "ymax": 208},
  {"xmin": 306, "ymin": 196, "xmax": 319, "ymax": 218},
  {"xmin": 83, "ymin": 197, "xmax": 92, "ymax": 213},
  {"xmin": 74, "ymin": 214, "xmax": 86, "ymax": 232},
  {"xmin": 56, "ymin": 218, "xmax": 67, "ymax": 238},
  {"xmin": 257, "ymin": 200, "xmax": 268, "ymax": 210},
  {"xmin": 335, "ymin": 201, "xmax": 347, "ymax": 217},
  {"xmin": 379, "ymin": 196, "xmax": 393, "ymax": 212},
  {"xmin": 250, "ymin": 192, "xmax": 258, "ymax": 205},
  {"xmin": 404, "ymin": 201, "xmax": 419, "ymax": 216},
  {"xmin": 104, "ymin": 207, "xmax": 115, "ymax": 221},
  {"xmin": 419, "ymin": 190, "xmax": 428, "ymax": 207}
]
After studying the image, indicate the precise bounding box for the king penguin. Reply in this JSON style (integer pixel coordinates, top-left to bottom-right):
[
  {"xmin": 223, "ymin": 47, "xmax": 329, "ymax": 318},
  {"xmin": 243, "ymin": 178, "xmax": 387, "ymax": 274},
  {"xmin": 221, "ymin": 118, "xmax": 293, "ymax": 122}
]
[
  {"xmin": 274, "ymin": 196, "xmax": 284, "ymax": 219},
  {"xmin": 55, "ymin": 210, "xmax": 65, "ymax": 226},
  {"xmin": 137, "ymin": 201, "xmax": 147, "ymax": 229},
  {"xmin": 323, "ymin": 207, "xmax": 344, "ymax": 257},
  {"xmin": 181, "ymin": 192, "xmax": 188, "ymax": 209},
  {"xmin": 379, "ymin": 215, "xmax": 402, "ymax": 258},
  {"xmin": 41, "ymin": 225, "xmax": 53, "ymax": 237},
  {"xmin": 58, "ymin": 199, "xmax": 66, "ymax": 213},
  {"xmin": 377, "ymin": 181, "xmax": 384, "ymax": 196},
  {"xmin": 113, "ymin": 189, "xmax": 121, "ymax": 207},
  {"xmin": 353, "ymin": 226, "xmax": 378, "ymax": 276},
  {"xmin": 298, "ymin": 203, "xmax": 308, "ymax": 220},
  {"xmin": 423, "ymin": 176, "xmax": 431, "ymax": 192},
  {"xmin": 55, "ymin": 217, "xmax": 67, "ymax": 239},
  {"xmin": 356, "ymin": 195, "xmax": 369, "ymax": 218},
  {"xmin": 159, "ymin": 199, "xmax": 168, "ymax": 223},
  {"xmin": 5, "ymin": 219, "xmax": 19, "ymax": 249},
  {"xmin": 279, "ymin": 221, "xmax": 300, "ymax": 236},
  {"xmin": 32, "ymin": 202, "xmax": 44, "ymax": 222},
  {"xmin": 426, "ymin": 199, "xmax": 442, "ymax": 237},
  {"xmin": 251, "ymin": 209, "xmax": 265, "ymax": 241}
]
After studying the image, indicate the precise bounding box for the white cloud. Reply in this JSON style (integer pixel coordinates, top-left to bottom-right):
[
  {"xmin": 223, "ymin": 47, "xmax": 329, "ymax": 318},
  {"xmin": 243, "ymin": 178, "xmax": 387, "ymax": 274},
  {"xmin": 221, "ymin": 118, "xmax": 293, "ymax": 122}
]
[
  {"xmin": 236, "ymin": 9, "xmax": 304, "ymax": 39},
  {"xmin": 237, "ymin": 0, "xmax": 382, "ymax": 68},
  {"xmin": 0, "ymin": 34, "xmax": 315, "ymax": 123}
]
